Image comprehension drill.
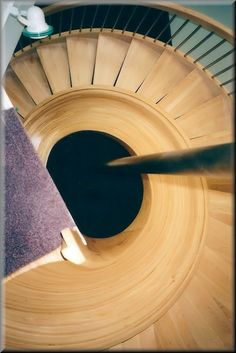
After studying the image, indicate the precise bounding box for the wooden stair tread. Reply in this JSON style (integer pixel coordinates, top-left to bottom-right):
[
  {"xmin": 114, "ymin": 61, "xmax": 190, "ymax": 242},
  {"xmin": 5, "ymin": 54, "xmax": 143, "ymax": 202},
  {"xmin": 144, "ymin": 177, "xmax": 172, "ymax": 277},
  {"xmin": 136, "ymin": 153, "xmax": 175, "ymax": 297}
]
[
  {"xmin": 196, "ymin": 271, "xmax": 232, "ymax": 322},
  {"xmin": 66, "ymin": 34, "xmax": 98, "ymax": 86},
  {"xmin": 138, "ymin": 325, "xmax": 158, "ymax": 350},
  {"xmin": 177, "ymin": 95, "xmax": 232, "ymax": 139},
  {"xmin": 195, "ymin": 245, "xmax": 232, "ymax": 325},
  {"xmin": 154, "ymin": 311, "xmax": 188, "ymax": 349},
  {"xmin": 10, "ymin": 51, "xmax": 52, "ymax": 104},
  {"xmin": 37, "ymin": 41, "xmax": 71, "ymax": 93},
  {"xmin": 190, "ymin": 130, "xmax": 233, "ymax": 148},
  {"xmin": 109, "ymin": 324, "xmax": 158, "ymax": 350},
  {"xmin": 138, "ymin": 47, "xmax": 194, "ymax": 102},
  {"xmin": 158, "ymin": 68, "xmax": 222, "ymax": 118},
  {"xmin": 153, "ymin": 270, "xmax": 231, "ymax": 349},
  {"xmin": 206, "ymin": 177, "xmax": 233, "ymax": 193},
  {"xmin": 93, "ymin": 33, "xmax": 131, "ymax": 85},
  {"xmin": 206, "ymin": 216, "xmax": 232, "ymax": 263},
  {"xmin": 116, "ymin": 38, "xmax": 163, "ymax": 92},
  {"xmin": 3, "ymin": 68, "xmax": 35, "ymax": 118},
  {"xmin": 208, "ymin": 189, "xmax": 232, "ymax": 225},
  {"xmin": 179, "ymin": 275, "xmax": 231, "ymax": 348},
  {"xmin": 156, "ymin": 301, "xmax": 198, "ymax": 349},
  {"xmin": 207, "ymin": 189, "xmax": 232, "ymax": 261},
  {"xmin": 197, "ymin": 245, "xmax": 231, "ymax": 292}
]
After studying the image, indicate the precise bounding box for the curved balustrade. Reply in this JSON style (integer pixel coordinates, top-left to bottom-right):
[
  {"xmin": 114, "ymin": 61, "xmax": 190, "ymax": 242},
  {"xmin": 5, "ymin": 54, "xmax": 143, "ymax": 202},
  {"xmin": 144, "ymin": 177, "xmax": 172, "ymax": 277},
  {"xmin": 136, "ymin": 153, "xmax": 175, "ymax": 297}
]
[{"xmin": 14, "ymin": 2, "xmax": 234, "ymax": 94}]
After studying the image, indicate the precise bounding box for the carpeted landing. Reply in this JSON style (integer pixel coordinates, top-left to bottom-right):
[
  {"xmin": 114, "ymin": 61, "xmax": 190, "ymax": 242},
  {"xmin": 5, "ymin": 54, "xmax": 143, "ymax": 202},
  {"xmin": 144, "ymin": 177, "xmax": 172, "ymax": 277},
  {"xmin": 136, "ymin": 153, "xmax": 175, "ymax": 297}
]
[{"xmin": 4, "ymin": 108, "xmax": 75, "ymax": 276}]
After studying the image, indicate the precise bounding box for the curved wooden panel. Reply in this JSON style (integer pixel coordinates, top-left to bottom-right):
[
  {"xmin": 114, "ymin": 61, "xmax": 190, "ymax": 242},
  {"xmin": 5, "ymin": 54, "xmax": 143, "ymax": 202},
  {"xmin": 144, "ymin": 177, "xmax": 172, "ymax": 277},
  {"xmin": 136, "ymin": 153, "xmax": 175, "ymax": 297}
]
[
  {"xmin": 177, "ymin": 94, "xmax": 232, "ymax": 139},
  {"xmin": 10, "ymin": 50, "xmax": 52, "ymax": 104},
  {"xmin": 37, "ymin": 41, "xmax": 71, "ymax": 93},
  {"xmin": 66, "ymin": 33, "xmax": 98, "ymax": 86},
  {"xmin": 93, "ymin": 33, "xmax": 131, "ymax": 85},
  {"xmin": 3, "ymin": 68, "xmax": 36, "ymax": 119},
  {"xmin": 190, "ymin": 130, "xmax": 233, "ymax": 148},
  {"xmin": 116, "ymin": 38, "xmax": 163, "ymax": 92},
  {"xmin": 5, "ymin": 87, "xmax": 207, "ymax": 350},
  {"xmin": 158, "ymin": 68, "xmax": 222, "ymax": 118},
  {"xmin": 138, "ymin": 47, "xmax": 194, "ymax": 102}
]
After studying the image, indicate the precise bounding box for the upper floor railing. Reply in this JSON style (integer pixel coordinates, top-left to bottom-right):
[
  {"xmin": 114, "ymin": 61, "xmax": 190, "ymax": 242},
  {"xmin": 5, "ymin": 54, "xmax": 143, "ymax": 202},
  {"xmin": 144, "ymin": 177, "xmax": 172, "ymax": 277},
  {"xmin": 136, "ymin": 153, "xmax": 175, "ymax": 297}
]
[{"xmin": 14, "ymin": 1, "xmax": 234, "ymax": 95}]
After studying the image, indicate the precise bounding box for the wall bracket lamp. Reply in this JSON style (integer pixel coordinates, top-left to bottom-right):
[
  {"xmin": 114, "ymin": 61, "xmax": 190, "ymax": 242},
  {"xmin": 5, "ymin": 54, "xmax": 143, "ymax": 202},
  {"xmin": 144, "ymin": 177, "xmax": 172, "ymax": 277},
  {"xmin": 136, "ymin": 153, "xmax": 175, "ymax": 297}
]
[{"xmin": 10, "ymin": 5, "xmax": 53, "ymax": 39}]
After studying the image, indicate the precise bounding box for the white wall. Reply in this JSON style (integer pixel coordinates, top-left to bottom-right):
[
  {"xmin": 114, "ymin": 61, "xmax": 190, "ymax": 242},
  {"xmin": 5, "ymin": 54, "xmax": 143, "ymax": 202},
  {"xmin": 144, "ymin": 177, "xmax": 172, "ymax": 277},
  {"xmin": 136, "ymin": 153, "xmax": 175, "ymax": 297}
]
[
  {"xmin": 1, "ymin": 0, "xmax": 35, "ymax": 77},
  {"xmin": 186, "ymin": 4, "xmax": 233, "ymax": 29},
  {"xmin": 1, "ymin": 1, "xmax": 35, "ymax": 109}
]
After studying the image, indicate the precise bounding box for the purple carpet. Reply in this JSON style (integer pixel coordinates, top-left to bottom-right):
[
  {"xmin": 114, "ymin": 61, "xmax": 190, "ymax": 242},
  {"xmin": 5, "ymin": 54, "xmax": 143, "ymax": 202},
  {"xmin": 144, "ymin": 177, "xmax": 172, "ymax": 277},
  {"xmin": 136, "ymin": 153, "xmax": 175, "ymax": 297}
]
[{"xmin": 4, "ymin": 108, "xmax": 75, "ymax": 276}]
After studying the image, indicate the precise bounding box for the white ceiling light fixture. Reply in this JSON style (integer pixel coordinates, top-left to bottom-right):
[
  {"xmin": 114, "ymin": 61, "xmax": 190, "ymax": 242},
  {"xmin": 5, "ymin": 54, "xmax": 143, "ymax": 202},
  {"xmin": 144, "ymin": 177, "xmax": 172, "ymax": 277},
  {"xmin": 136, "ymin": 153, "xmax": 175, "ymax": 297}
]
[{"xmin": 10, "ymin": 5, "xmax": 53, "ymax": 39}]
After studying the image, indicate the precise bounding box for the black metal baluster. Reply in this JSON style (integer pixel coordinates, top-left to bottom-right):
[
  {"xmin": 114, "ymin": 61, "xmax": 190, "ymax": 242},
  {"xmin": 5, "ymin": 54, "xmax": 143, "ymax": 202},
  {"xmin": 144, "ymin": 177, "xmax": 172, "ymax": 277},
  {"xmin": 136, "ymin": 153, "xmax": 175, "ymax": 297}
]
[
  {"xmin": 220, "ymin": 78, "xmax": 234, "ymax": 86},
  {"xmin": 203, "ymin": 49, "xmax": 234, "ymax": 70},
  {"xmin": 58, "ymin": 11, "xmax": 63, "ymax": 36},
  {"xmin": 80, "ymin": 7, "xmax": 86, "ymax": 32},
  {"xmin": 184, "ymin": 31, "xmax": 214, "ymax": 57},
  {"xmin": 165, "ymin": 19, "xmax": 189, "ymax": 46},
  {"xmin": 122, "ymin": 5, "xmax": 138, "ymax": 34},
  {"xmin": 133, "ymin": 7, "xmax": 151, "ymax": 36},
  {"xmin": 174, "ymin": 25, "xmax": 201, "ymax": 51},
  {"xmin": 90, "ymin": 5, "xmax": 99, "ymax": 32},
  {"xmin": 100, "ymin": 5, "xmax": 111, "ymax": 32},
  {"xmin": 20, "ymin": 38, "xmax": 24, "ymax": 52},
  {"xmin": 111, "ymin": 6, "xmax": 124, "ymax": 32},
  {"xmin": 69, "ymin": 8, "xmax": 75, "ymax": 33},
  {"xmin": 211, "ymin": 64, "xmax": 234, "ymax": 78},
  {"xmin": 143, "ymin": 11, "xmax": 164, "ymax": 39},
  {"xmin": 193, "ymin": 38, "xmax": 226, "ymax": 63},
  {"xmin": 154, "ymin": 14, "xmax": 176, "ymax": 42}
]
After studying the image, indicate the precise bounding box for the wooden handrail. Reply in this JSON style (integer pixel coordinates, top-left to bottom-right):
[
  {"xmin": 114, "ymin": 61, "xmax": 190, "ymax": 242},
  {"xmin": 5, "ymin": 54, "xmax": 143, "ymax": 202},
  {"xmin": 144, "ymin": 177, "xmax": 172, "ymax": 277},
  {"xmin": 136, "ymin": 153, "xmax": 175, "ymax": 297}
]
[{"xmin": 42, "ymin": 1, "xmax": 233, "ymax": 44}]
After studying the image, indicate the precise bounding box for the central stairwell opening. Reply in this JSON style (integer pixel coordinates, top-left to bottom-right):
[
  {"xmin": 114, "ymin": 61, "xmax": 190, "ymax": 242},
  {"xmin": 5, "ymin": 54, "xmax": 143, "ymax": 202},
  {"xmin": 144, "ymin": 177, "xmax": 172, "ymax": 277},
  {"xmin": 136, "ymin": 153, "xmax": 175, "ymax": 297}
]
[{"xmin": 47, "ymin": 130, "xmax": 144, "ymax": 238}]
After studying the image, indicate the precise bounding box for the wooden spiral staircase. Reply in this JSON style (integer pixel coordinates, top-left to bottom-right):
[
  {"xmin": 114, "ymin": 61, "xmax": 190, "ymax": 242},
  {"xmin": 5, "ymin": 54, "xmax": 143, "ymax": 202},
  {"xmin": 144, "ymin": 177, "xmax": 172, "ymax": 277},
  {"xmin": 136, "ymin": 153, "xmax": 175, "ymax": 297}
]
[{"xmin": 3, "ymin": 2, "xmax": 233, "ymax": 351}]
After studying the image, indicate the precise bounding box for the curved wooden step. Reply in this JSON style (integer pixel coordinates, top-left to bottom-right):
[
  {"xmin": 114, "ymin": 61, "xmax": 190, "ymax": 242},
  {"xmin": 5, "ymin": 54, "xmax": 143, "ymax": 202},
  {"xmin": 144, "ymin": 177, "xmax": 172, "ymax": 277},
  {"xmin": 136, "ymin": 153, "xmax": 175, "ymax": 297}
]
[
  {"xmin": 138, "ymin": 47, "xmax": 194, "ymax": 102},
  {"xmin": 66, "ymin": 33, "xmax": 98, "ymax": 86},
  {"xmin": 37, "ymin": 40, "xmax": 71, "ymax": 93},
  {"xmin": 10, "ymin": 50, "xmax": 52, "ymax": 104},
  {"xmin": 109, "ymin": 189, "xmax": 233, "ymax": 351},
  {"xmin": 3, "ymin": 68, "xmax": 36, "ymax": 119},
  {"xmin": 115, "ymin": 38, "xmax": 163, "ymax": 92},
  {"xmin": 176, "ymin": 94, "xmax": 232, "ymax": 139},
  {"xmin": 93, "ymin": 33, "xmax": 131, "ymax": 85},
  {"xmin": 157, "ymin": 68, "xmax": 222, "ymax": 118},
  {"xmin": 206, "ymin": 177, "xmax": 233, "ymax": 193},
  {"xmin": 170, "ymin": 273, "xmax": 231, "ymax": 349},
  {"xmin": 190, "ymin": 130, "xmax": 232, "ymax": 148}
]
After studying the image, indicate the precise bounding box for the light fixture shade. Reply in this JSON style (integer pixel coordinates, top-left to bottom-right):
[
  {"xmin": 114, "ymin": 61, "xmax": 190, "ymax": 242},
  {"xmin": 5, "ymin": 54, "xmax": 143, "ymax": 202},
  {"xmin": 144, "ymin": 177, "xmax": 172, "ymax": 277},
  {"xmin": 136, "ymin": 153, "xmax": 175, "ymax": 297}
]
[
  {"xmin": 22, "ymin": 25, "xmax": 53, "ymax": 39},
  {"xmin": 20, "ymin": 6, "xmax": 53, "ymax": 39}
]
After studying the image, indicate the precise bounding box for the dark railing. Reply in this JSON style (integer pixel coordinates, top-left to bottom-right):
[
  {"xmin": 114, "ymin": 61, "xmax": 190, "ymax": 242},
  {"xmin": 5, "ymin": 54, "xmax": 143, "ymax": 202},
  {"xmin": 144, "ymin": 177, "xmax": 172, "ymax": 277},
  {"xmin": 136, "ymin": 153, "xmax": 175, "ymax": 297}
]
[
  {"xmin": 13, "ymin": 3, "xmax": 234, "ymax": 95},
  {"xmin": 14, "ymin": 5, "xmax": 172, "ymax": 51}
]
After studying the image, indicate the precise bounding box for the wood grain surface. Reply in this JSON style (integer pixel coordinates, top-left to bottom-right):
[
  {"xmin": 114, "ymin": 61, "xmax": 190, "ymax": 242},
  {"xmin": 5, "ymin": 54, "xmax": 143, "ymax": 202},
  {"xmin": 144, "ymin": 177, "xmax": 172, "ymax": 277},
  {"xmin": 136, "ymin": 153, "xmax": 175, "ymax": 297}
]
[
  {"xmin": 3, "ymin": 29, "xmax": 233, "ymax": 350},
  {"xmin": 10, "ymin": 50, "xmax": 52, "ymax": 104},
  {"xmin": 66, "ymin": 33, "xmax": 98, "ymax": 86},
  {"xmin": 5, "ymin": 87, "xmax": 207, "ymax": 350}
]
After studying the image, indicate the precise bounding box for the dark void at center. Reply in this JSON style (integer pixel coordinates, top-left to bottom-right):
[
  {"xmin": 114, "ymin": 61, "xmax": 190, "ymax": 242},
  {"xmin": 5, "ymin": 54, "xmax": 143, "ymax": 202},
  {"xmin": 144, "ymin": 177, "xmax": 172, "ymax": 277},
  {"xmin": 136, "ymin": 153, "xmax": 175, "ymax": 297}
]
[{"xmin": 47, "ymin": 131, "xmax": 143, "ymax": 238}]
